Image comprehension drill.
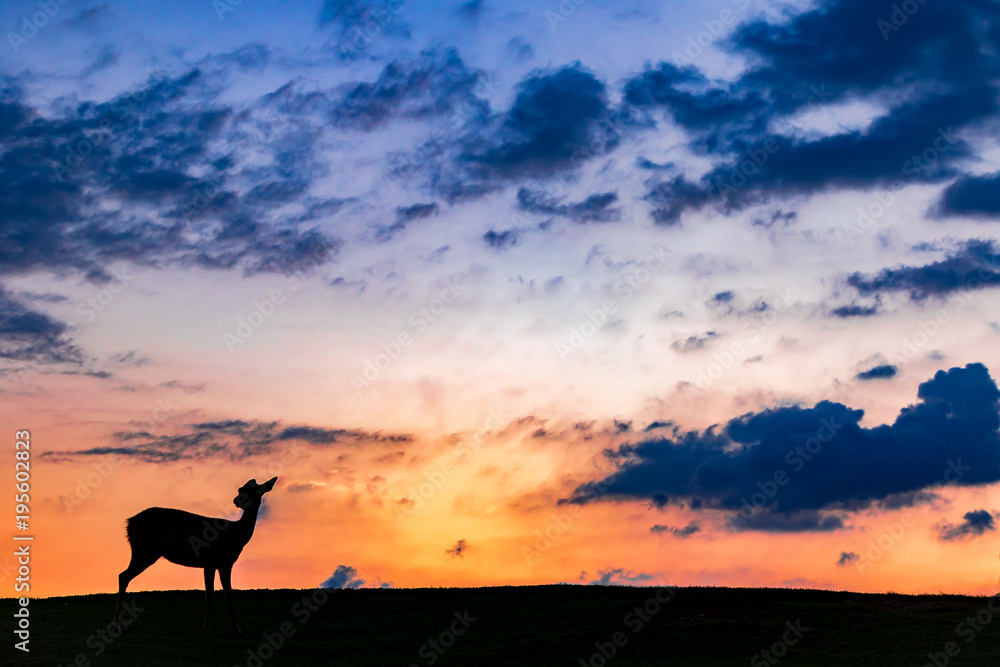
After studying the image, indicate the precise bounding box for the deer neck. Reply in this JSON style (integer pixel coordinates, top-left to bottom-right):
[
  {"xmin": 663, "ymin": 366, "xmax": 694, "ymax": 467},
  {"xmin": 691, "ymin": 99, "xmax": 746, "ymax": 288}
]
[{"xmin": 236, "ymin": 501, "xmax": 262, "ymax": 539}]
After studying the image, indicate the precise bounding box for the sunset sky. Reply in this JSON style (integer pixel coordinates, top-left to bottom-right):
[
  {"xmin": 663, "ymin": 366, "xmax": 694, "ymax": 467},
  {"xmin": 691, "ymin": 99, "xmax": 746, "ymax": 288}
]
[{"xmin": 2, "ymin": 0, "xmax": 1000, "ymax": 599}]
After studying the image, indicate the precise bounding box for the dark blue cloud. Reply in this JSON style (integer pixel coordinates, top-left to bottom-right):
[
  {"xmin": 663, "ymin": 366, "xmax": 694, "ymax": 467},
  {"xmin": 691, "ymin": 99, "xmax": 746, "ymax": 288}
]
[
  {"xmin": 42, "ymin": 419, "xmax": 411, "ymax": 462},
  {"xmin": 856, "ymin": 364, "xmax": 898, "ymax": 381},
  {"xmin": 587, "ymin": 568, "xmax": 655, "ymax": 586},
  {"xmin": 0, "ymin": 286, "xmax": 81, "ymax": 365},
  {"xmin": 320, "ymin": 0, "xmax": 410, "ymax": 59},
  {"xmin": 563, "ymin": 364, "xmax": 1000, "ymax": 532},
  {"xmin": 371, "ymin": 202, "xmax": 439, "ymax": 242},
  {"xmin": 935, "ymin": 172, "xmax": 1000, "ymax": 218},
  {"xmin": 516, "ymin": 187, "xmax": 620, "ymax": 223},
  {"xmin": 504, "ymin": 37, "xmax": 534, "ymax": 63},
  {"xmin": 455, "ymin": 0, "xmax": 485, "ymax": 21},
  {"xmin": 0, "ymin": 65, "xmax": 342, "ymax": 282},
  {"xmin": 483, "ymin": 229, "xmax": 519, "ymax": 250},
  {"xmin": 729, "ymin": 511, "xmax": 844, "ymax": 533},
  {"xmin": 836, "ymin": 551, "xmax": 859, "ymax": 566},
  {"xmin": 624, "ymin": 0, "xmax": 1000, "ymax": 223},
  {"xmin": 331, "ymin": 47, "xmax": 486, "ymax": 131},
  {"xmin": 848, "ymin": 240, "xmax": 1000, "ymax": 301},
  {"xmin": 644, "ymin": 421, "xmax": 673, "ymax": 432},
  {"xmin": 468, "ymin": 64, "xmax": 615, "ymax": 175},
  {"xmin": 650, "ymin": 522, "xmax": 700, "ymax": 538},
  {"xmin": 320, "ymin": 564, "xmax": 365, "ymax": 589},
  {"xmin": 935, "ymin": 509, "xmax": 997, "ymax": 541},
  {"xmin": 425, "ymin": 64, "xmax": 620, "ymax": 202},
  {"xmin": 711, "ymin": 291, "xmax": 734, "ymax": 303},
  {"xmin": 830, "ymin": 302, "xmax": 879, "ymax": 318},
  {"xmin": 446, "ymin": 539, "xmax": 468, "ymax": 558}
]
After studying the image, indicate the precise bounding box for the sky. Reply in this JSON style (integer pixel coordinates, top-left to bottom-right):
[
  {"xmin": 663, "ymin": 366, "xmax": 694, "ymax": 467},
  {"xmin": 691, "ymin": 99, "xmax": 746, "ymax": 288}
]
[{"xmin": 1, "ymin": 0, "xmax": 1000, "ymax": 598}]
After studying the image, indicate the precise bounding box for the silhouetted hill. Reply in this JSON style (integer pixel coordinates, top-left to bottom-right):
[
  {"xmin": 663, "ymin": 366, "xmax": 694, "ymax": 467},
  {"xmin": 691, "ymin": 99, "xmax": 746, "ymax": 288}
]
[{"xmin": 3, "ymin": 585, "xmax": 998, "ymax": 665}]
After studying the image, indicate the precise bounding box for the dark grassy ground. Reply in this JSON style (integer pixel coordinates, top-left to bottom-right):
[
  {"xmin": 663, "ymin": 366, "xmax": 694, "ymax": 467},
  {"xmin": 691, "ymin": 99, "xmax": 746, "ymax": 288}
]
[{"xmin": 2, "ymin": 586, "xmax": 998, "ymax": 666}]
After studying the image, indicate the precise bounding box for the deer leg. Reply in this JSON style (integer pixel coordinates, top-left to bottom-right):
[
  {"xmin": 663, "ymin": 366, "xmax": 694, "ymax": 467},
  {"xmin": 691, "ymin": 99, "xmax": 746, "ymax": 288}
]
[
  {"xmin": 203, "ymin": 567, "xmax": 215, "ymax": 636},
  {"xmin": 219, "ymin": 563, "xmax": 242, "ymax": 635},
  {"xmin": 114, "ymin": 550, "xmax": 159, "ymax": 631}
]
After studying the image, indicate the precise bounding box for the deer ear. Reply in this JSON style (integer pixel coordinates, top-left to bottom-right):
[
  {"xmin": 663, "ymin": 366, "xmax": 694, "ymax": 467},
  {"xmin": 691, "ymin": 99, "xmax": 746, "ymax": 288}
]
[{"xmin": 262, "ymin": 477, "xmax": 277, "ymax": 492}]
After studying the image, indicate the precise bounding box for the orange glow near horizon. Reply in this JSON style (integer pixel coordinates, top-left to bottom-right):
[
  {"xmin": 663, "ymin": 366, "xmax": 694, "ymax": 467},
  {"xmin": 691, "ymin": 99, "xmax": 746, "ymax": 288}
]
[{"xmin": 4, "ymin": 388, "xmax": 998, "ymax": 600}]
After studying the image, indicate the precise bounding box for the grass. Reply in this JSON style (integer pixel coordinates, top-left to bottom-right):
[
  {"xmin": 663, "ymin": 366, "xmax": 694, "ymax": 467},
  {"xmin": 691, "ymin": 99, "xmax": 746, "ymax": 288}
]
[{"xmin": 2, "ymin": 586, "xmax": 999, "ymax": 666}]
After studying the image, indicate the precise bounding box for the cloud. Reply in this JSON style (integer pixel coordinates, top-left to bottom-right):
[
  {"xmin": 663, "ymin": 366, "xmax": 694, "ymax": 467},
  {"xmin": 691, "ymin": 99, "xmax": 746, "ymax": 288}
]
[
  {"xmin": 935, "ymin": 509, "xmax": 997, "ymax": 541},
  {"xmin": 671, "ymin": 331, "xmax": 720, "ymax": 352},
  {"xmin": 446, "ymin": 539, "xmax": 468, "ymax": 558},
  {"xmin": 711, "ymin": 291, "xmax": 734, "ymax": 304},
  {"xmin": 836, "ymin": 551, "xmax": 860, "ymax": 567},
  {"xmin": 0, "ymin": 67, "xmax": 342, "ymax": 283},
  {"xmin": 107, "ymin": 350, "xmax": 151, "ymax": 368},
  {"xmin": 856, "ymin": 364, "xmax": 897, "ymax": 381},
  {"xmin": 41, "ymin": 419, "xmax": 412, "ymax": 462},
  {"xmin": 728, "ymin": 511, "xmax": 844, "ymax": 533},
  {"xmin": 935, "ymin": 172, "xmax": 1000, "ymax": 218},
  {"xmin": 455, "ymin": 0, "xmax": 485, "ymax": 21},
  {"xmin": 587, "ymin": 568, "xmax": 655, "ymax": 586},
  {"xmin": 563, "ymin": 364, "xmax": 1000, "ymax": 531},
  {"xmin": 650, "ymin": 522, "xmax": 700, "ymax": 539},
  {"xmin": 644, "ymin": 421, "xmax": 673, "ymax": 432},
  {"xmin": 829, "ymin": 302, "xmax": 879, "ymax": 318},
  {"xmin": 286, "ymin": 481, "xmax": 326, "ymax": 493},
  {"xmin": 374, "ymin": 202, "xmax": 439, "ymax": 242},
  {"xmin": 847, "ymin": 240, "xmax": 1000, "ymax": 301},
  {"xmin": 424, "ymin": 64, "xmax": 621, "ymax": 201},
  {"xmin": 330, "ymin": 48, "xmax": 486, "ymax": 131},
  {"xmin": 504, "ymin": 37, "xmax": 534, "ymax": 63},
  {"xmin": 516, "ymin": 188, "xmax": 621, "ymax": 223},
  {"xmin": 467, "ymin": 64, "xmax": 616, "ymax": 176},
  {"xmin": 623, "ymin": 0, "xmax": 1000, "ymax": 222},
  {"xmin": 320, "ymin": 564, "xmax": 366, "ymax": 589},
  {"xmin": 319, "ymin": 0, "xmax": 410, "ymax": 57},
  {"xmin": 483, "ymin": 229, "xmax": 519, "ymax": 250},
  {"xmin": 0, "ymin": 286, "xmax": 81, "ymax": 366}
]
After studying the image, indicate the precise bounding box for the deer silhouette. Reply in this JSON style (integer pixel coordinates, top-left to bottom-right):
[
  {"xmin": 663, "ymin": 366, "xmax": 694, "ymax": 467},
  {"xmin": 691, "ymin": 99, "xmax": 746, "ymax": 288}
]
[{"xmin": 113, "ymin": 477, "xmax": 277, "ymax": 635}]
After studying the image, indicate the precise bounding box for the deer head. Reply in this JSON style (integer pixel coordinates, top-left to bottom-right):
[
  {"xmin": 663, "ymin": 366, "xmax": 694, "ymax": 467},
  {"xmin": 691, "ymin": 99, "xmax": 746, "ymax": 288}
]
[{"xmin": 234, "ymin": 477, "xmax": 278, "ymax": 509}]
